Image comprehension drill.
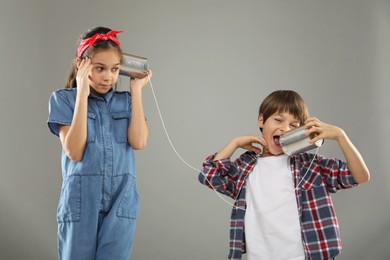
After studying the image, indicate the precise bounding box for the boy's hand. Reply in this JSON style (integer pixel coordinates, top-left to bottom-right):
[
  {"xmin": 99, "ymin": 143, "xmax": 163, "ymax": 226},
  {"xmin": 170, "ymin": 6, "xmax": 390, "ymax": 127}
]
[
  {"xmin": 304, "ymin": 117, "xmax": 370, "ymax": 184},
  {"xmin": 304, "ymin": 117, "xmax": 345, "ymax": 144},
  {"xmin": 233, "ymin": 135, "xmax": 267, "ymax": 154},
  {"xmin": 214, "ymin": 135, "xmax": 267, "ymax": 160}
]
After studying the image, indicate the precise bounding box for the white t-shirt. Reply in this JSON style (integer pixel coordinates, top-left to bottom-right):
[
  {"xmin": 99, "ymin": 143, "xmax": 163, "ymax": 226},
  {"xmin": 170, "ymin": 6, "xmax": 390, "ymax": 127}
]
[{"xmin": 245, "ymin": 155, "xmax": 305, "ymax": 260}]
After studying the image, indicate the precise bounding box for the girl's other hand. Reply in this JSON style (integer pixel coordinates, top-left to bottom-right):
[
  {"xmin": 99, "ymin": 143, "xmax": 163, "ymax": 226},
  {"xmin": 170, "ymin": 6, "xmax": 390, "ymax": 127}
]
[{"xmin": 130, "ymin": 70, "xmax": 153, "ymax": 94}]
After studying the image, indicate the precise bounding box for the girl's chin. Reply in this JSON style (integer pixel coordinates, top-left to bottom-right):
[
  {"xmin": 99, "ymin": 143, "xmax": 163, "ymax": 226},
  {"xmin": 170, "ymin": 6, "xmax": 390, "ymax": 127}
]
[
  {"xmin": 91, "ymin": 87, "xmax": 112, "ymax": 95},
  {"xmin": 99, "ymin": 85, "xmax": 112, "ymax": 91}
]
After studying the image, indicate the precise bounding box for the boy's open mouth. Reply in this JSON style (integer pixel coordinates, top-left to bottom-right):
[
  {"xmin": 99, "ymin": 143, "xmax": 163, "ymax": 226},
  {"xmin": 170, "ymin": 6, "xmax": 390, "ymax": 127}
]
[{"xmin": 273, "ymin": 135, "xmax": 281, "ymax": 146}]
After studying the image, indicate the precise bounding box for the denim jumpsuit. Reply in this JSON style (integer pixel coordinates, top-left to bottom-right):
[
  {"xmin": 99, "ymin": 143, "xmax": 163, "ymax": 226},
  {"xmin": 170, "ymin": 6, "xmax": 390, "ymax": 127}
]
[{"xmin": 48, "ymin": 88, "xmax": 140, "ymax": 260}]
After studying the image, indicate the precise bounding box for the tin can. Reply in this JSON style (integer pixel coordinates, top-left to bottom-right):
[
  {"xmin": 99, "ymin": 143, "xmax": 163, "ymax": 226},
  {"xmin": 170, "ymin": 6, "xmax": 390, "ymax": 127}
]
[
  {"xmin": 119, "ymin": 53, "xmax": 148, "ymax": 78},
  {"xmin": 279, "ymin": 126, "xmax": 324, "ymax": 155}
]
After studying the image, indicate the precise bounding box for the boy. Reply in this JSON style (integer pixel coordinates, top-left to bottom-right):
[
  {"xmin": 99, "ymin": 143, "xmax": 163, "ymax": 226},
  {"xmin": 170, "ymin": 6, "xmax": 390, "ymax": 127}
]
[{"xmin": 198, "ymin": 90, "xmax": 370, "ymax": 260}]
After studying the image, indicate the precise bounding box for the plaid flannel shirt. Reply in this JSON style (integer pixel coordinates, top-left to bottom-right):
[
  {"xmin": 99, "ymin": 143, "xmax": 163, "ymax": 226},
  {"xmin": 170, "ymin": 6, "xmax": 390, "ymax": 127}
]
[{"xmin": 198, "ymin": 151, "xmax": 358, "ymax": 260}]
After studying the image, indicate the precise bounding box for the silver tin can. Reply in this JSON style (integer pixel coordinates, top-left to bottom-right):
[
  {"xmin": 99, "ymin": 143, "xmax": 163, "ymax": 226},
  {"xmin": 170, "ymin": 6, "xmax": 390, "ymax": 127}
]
[
  {"xmin": 280, "ymin": 126, "xmax": 324, "ymax": 155},
  {"xmin": 119, "ymin": 53, "xmax": 148, "ymax": 78}
]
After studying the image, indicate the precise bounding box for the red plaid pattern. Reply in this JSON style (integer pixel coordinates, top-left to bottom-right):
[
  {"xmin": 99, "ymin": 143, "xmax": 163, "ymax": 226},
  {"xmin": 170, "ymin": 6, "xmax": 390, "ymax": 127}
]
[{"xmin": 199, "ymin": 151, "xmax": 358, "ymax": 260}]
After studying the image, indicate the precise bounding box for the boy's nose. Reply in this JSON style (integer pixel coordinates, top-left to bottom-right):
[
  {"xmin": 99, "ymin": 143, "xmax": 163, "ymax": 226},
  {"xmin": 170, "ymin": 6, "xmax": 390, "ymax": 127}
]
[{"xmin": 281, "ymin": 123, "xmax": 291, "ymax": 133}]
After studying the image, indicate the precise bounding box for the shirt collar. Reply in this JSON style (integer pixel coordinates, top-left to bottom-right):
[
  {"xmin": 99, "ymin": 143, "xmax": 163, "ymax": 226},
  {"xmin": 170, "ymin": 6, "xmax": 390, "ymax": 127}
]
[{"xmin": 89, "ymin": 88, "xmax": 114, "ymax": 102}]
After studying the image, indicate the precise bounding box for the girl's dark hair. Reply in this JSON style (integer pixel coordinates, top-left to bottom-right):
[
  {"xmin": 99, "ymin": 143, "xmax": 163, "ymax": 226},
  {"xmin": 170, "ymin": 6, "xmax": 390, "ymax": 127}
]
[
  {"xmin": 258, "ymin": 90, "xmax": 309, "ymax": 130},
  {"xmin": 65, "ymin": 26, "xmax": 123, "ymax": 88}
]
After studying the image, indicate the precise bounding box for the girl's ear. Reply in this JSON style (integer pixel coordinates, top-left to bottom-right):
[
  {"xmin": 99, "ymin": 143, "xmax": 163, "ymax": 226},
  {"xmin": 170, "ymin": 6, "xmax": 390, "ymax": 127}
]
[{"xmin": 258, "ymin": 114, "xmax": 264, "ymax": 128}]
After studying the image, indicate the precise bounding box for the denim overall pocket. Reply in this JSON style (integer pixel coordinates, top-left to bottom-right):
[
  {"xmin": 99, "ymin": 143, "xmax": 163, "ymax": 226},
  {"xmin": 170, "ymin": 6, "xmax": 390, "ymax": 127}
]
[
  {"xmin": 112, "ymin": 112, "xmax": 129, "ymax": 143},
  {"xmin": 116, "ymin": 175, "xmax": 140, "ymax": 219},
  {"xmin": 57, "ymin": 175, "xmax": 81, "ymax": 223}
]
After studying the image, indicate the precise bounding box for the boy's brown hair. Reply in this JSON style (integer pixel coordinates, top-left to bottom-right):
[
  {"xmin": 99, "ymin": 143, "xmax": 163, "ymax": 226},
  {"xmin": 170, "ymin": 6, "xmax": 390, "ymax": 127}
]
[{"xmin": 258, "ymin": 90, "xmax": 309, "ymax": 131}]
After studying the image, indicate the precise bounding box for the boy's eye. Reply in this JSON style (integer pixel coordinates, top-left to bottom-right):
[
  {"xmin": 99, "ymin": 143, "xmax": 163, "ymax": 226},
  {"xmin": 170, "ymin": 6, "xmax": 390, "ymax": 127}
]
[{"xmin": 275, "ymin": 118, "xmax": 282, "ymax": 123}]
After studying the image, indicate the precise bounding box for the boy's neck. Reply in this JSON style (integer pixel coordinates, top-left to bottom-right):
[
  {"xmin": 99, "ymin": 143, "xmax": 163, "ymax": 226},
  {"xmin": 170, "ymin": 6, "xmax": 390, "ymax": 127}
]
[{"xmin": 260, "ymin": 151, "xmax": 285, "ymax": 158}]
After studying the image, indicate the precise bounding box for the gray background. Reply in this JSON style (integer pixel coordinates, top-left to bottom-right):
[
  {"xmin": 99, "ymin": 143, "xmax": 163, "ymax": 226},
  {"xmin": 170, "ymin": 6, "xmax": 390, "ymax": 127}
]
[{"xmin": 1, "ymin": 0, "xmax": 389, "ymax": 259}]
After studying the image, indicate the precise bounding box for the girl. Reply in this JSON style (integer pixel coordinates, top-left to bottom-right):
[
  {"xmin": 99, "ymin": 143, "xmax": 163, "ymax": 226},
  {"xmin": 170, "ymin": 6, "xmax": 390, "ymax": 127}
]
[{"xmin": 48, "ymin": 26, "xmax": 152, "ymax": 260}]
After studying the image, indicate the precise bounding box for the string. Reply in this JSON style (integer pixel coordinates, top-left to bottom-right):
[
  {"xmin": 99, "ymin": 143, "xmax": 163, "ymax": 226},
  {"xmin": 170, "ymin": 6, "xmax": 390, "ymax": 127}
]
[
  {"xmin": 148, "ymin": 79, "xmax": 200, "ymax": 172},
  {"xmin": 148, "ymin": 79, "xmax": 241, "ymax": 209},
  {"xmin": 148, "ymin": 78, "xmax": 320, "ymax": 212},
  {"xmin": 294, "ymin": 146, "xmax": 320, "ymax": 191}
]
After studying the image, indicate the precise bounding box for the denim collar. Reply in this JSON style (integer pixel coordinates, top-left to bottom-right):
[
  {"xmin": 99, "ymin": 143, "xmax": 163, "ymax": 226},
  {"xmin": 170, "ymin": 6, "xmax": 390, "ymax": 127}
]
[{"xmin": 89, "ymin": 88, "xmax": 114, "ymax": 103}]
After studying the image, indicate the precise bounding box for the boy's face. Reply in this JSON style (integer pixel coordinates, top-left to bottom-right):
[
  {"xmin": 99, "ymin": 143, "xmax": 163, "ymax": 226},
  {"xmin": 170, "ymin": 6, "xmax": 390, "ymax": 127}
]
[{"xmin": 258, "ymin": 111, "xmax": 301, "ymax": 156}]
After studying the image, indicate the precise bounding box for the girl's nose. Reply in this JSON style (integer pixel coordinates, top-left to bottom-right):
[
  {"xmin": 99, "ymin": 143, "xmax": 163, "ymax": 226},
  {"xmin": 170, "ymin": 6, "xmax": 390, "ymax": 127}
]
[{"xmin": 103, "ymin": 72, "xmax": 112, "ymax": 81}]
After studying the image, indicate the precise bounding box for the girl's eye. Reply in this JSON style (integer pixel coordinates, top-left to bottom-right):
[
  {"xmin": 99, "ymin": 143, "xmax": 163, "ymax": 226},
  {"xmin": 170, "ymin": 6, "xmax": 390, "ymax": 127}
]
[
  {"xmin": 95, "ymin": 67, "xmax": 103, "ymax": 72},
  {"xmin": 112, "ymin": 67, "xmax": 119, "ymax": 72},
  {"xmin": 290, "ymin": 124, "xmax": 299, "ymax": 129}
]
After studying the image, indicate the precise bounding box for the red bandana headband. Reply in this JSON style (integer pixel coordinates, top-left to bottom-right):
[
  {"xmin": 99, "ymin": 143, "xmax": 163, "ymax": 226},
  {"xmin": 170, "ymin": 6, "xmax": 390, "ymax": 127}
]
[{"xmin": 77, "ymin": 30, "xmax": 123, "ymax": 58}]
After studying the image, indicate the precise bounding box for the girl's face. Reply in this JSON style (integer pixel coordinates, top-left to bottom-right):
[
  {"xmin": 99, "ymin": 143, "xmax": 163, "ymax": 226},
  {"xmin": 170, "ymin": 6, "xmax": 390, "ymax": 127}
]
[
  {"xmin": 88, "ymin": 49, "xmax": 121, "ymax": 95},
  {"xmin": 258, "ymin": 111, "xmax": 301, "ymax": 156}
]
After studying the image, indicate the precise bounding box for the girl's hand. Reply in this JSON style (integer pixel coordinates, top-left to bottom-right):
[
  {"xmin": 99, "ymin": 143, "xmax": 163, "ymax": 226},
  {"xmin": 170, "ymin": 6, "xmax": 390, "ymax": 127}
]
[
  {"xmin": 304, "ymin": 117, "xmax": 345, "ymax": 144},
  {"xmin": 130, "ymin": 70, "xmax": 152, "ymax": 94},
  {"xmin": 76, "ymin": 58, "xmax": 92, "ymax": 97}
]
